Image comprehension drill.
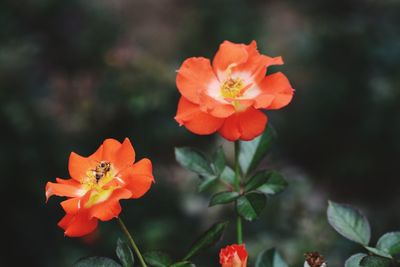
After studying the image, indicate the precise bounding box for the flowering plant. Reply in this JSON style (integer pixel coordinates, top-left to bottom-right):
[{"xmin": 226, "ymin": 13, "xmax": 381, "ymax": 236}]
[{"xmin": 44, "ymin": 41, "xmax": 400, "ymax": 267}]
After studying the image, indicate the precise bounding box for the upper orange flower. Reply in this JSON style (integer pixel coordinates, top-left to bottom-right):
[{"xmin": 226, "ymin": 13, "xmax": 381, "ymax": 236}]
[
  {"xmin": 220, "ymin": 244, "xmax": 248, "ymax": 267},
  {"xmin": 45, "ymin": 138, "xmax": 154, "ymax": 237},
  {"xmin": 175, "ymin": 40, "xmax": 294, "ymax": 141}
]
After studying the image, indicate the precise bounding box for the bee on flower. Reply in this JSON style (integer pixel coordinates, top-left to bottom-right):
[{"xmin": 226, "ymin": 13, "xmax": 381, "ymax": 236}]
[
  {"xmin": 304, "ymin": 252, "xmax": 327, "ymax": 267},
  {"xmin": 45, "ymin": 138, "xmax": 154, "ymax": 237}
]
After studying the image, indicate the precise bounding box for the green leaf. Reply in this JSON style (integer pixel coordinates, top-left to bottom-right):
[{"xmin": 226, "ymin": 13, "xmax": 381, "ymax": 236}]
[
  {"xmin": 183, "ymin": 221, "xmax": 228, "ymax": 260},
  {"xmin": 74, "ymin": 257, "xmax": 122, "ymax": 267},
  {"xmin": 257, "ymin": 171, "xmax": 288, "ymax": 195},
  {"xmin": 219, "ymin": 166, "xmax": 235, "ymax": 187},
  {"xmin": 365, "ymin": 247, "xmax": 392, "ymax": 259},
  {"xmin": 255, "ymin": 248, "xmax": 288, "ymax": 267},
  {"xmin": 345, "ymin": 253, "xmax": 368, "ymax": 267},
  {"xmin": 239, "ymin": 125, "xmax": 274, "ymax": 176},
  {"xmin": 116, "ymin": 239, "xmax": 134, "ymax": 267},
  {"xmin": 327, "ymin": 201, "xmax": 371, "ymax": 245},
  {"xmin": 244, "ymin": 170, "xmax": 271, "ymax": 192},
  {"xmin": 236, "ymin": 192, "xmax": 267, "ymax": 221},
  {"xmin": 143, "ymin": 251, "xmax": 173, "ymax": 267},
  {"xmin": 377, "ymin": 232, "xmax": 400, "ymax": 256},
  {"xmin": 212, "ymin": 146, "xmax": 226, "ymax": 175},
  {"xmin": 198, "ymin": 176, "xmax": 218, "ymax": 192},
  {"xmin": 169, "ymin": 261, "xmax": 195, "ymax": 267},
  {"xmin": 175, "ymin": 147, "xmax": 213, "ymax": 176},
  {"xmin": 209, "ymin": 191, "xmax": 240, "ymax": 206},
  {"xmin": 359, "ymin": 256, "xmax": 392, "ymax": 267}
]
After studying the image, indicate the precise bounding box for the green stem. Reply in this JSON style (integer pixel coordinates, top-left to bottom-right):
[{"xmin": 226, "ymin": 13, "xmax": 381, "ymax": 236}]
[
  {"xmin": 234, "ymin": 141, "xmax": 243, "ymax": 244},
  {"xmin": 118, "ymin": 217, "xmax": 147, "ymax": 267}
]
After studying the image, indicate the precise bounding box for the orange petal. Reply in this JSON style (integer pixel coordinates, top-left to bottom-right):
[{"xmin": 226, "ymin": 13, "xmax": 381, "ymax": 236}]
[
  {"xmin": 175, "ymin": 97, "xmax": 224, "ymax": 135},
  {"xmin": 89, "ymin": 188, "xmax": 131, "ymax": 221},
  {"xmin": 102, "ymin": 139, "xmax": 122, "ymax": 160},
  {"xmin": 219, "ymin": 108, "xmax": 268, "ymax": 141},
  {"xmin": 213, "ymin": 41, "xmax": 248, "ymax": 79},
  {"xmin": 68, "ymin": 152, "xmax": 97, "ymax": 182},
  {"xmin": 176, "ymin": 57, "xmax": 218, "ymax": 104},
  {"xmin": 45, "ymin": 181, "xmax": 86, "ymax": 201},
  {"xmin": 61, "ymin": 197, "xmax": 82, "ymax": 214},
  {"xmin": 256, "ymin": 72, "xmax": 294, "ymax": 109},
  {"xmin": 121, "ymin": 159, "xmax": 154, "ymax": 198},
  {"xmin": 199, "ymin": 93, "xmax": 235, "ymax": 118},
  {"xmin": 58, "ymin": 211, "xmax": 98, "ymax": 237},
  {"xmin": 111, "ymin": 138, "xmax": 136, "ymax": 172}
]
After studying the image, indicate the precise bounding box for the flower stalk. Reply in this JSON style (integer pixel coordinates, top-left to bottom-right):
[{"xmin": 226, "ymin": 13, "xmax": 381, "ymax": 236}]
[
  {"xmin": 117, "ymin": 217, "xmax": 148, "ymax": 267},
  {"xmin": 234, "ymin": 141, "xmax": 243, "ymax": 244}
]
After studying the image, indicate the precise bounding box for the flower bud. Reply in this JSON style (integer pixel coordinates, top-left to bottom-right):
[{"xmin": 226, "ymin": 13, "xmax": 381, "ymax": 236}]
[{"xmin": 219, "ymin": 244, "xmax": 248, "ymax": 267}]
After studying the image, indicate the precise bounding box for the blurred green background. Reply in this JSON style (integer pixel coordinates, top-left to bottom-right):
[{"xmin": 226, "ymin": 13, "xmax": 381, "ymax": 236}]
[{"xmin": 1, "ymin": 0, "xmax": 400, "ymax": 266}]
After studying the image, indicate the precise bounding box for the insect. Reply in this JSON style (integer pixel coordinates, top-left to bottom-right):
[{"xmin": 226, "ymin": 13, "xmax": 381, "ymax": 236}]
[{"xmin": 93, "ymin": 161, "xmax": 111, "ymax": 181}]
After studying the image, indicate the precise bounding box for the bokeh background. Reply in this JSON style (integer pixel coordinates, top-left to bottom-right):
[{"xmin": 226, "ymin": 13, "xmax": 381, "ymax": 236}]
[{"xmin": 2, "ymin": 0, "xmax": 400, "ymax": 266}]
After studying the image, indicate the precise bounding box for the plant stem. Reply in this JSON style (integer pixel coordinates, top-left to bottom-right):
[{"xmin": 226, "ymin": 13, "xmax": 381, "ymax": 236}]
[
  {"xmin": 117, "ymin": 217, "xmax": 147, "ymax": 267},
  {"xmin": 234, "ymin": 141, "xmax": 243, "ymax": 244}
]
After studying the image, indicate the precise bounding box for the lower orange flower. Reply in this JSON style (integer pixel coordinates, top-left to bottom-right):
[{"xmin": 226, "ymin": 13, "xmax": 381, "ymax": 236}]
[
  {"xmin": 45, "ymin": 138, "xmax": 154, "ymax": 237},
  {"xmin": 220, "ymin": 244, "xmax": 248, "ymax": 267}
]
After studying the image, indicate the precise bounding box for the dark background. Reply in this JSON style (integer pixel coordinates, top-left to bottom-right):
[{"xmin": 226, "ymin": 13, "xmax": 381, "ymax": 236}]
[{"xmin": 1, "ymin": 0, "xmax": 400, "ymax": 266}]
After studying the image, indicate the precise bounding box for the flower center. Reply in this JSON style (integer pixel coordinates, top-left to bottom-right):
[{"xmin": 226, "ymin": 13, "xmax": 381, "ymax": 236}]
[{"xmin": 220, "ymin": 78, "xmax": 245, "ymax": 99}]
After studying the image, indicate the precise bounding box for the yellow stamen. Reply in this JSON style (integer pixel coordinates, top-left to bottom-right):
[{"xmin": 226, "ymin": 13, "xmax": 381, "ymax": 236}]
[{"xmin": 220, "ymin": 78, "xmax": 245, "ymax": 99}]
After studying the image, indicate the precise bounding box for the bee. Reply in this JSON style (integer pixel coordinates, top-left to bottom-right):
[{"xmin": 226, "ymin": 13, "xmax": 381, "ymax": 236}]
[{"xmin": 93, "ymin": 161, "xmax": 111, "ymax": 181}]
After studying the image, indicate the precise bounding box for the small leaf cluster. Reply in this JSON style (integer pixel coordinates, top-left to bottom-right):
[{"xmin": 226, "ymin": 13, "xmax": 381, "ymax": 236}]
[
  {"xmin": 327, "ymin": 201, "xmax": 400, "ymax": 267},
  {"xmin": 175, "ymin": 126, "xmax": 288, "ymax": 222}
]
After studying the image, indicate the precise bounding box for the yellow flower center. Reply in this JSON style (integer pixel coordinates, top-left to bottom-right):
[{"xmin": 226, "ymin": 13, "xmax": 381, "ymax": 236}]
[
  {"xmin": 81, "ymin": 161, "xmax": 118, "ymax": 208},
  {"xmin": 220, "ymin": 78, "xmax": 245, "ymax": 99}
]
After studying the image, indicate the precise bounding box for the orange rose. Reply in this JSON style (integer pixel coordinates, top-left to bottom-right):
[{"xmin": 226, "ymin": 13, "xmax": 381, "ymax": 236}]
[
  {"xmin": 45, "ymin": 138, "xmax": 154, "ymax": 237},
  {"xmin": 175, "ymin": 40, "xmax": 294, "ymax": 141},
  {"xmin": 220, "ymin": 244, "xmax": 248, "ymax": 267}
]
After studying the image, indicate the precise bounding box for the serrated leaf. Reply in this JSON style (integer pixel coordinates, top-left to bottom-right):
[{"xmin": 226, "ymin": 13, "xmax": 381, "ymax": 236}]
[
  {"xmin": 143, "ymin": 251, "xmax": 172, "ymax": 267},
  {"xmin": 236, "ymin": 192, "xmax": 267, "ymax": 221},
  {"xmin": 255, "ymin": 248, "xmax": 288, "ymax": 267},
  {"xmin": 257, "ymin": 171, "xmax": 288, "ymax": 195},
  {"xmin": 209, "ymin": 191, "xmax": 240, "ymax": 206},
  {"xmin": 169, "ymin": 261, "xmax": 195, "ymax": 267},
  {"xmin": 377, "ymin": 232, "xmax": 400, "ymax": 256},
  {"xmin": 212, "ymin": 146, "xmax": 226, "ymax": 175},
  {"xmin": 74, "ymin": 257, "xmax": 122, "ymax": 267},
  {"xmin": 327, "ymin": 201, "xmax": 371, "ymax": 245},
  {"xmin": 183, "ymin": 221, "xmax": 228, "ymax": 260},
  {"xmin": 239, "ymin": 125, "xmax": 274, "ymax": 176},
  {"xmin": 175, "ymin": 147, "xmax": 213, "ymax": 176},
  {"xmin": 116, "ymin": 239, "xmax": 134, "ymax": 267},
  {"xmin": 345, "ymin": 253, "xmax": 368, "ymax": 267},
  {"xmin": 359, "ymin": 256, "xmax": 392, "ymax": 267},
  {"xmin": 198, "ymin": 176, "xmax": 218, "ymax": 192},
  {"xmin": 365, "ymin": 247, "xmax": 392, "ymax": 259},
  {"xmin": 220, "ymin": 166, "xmax": 235, "ymax": 187}
]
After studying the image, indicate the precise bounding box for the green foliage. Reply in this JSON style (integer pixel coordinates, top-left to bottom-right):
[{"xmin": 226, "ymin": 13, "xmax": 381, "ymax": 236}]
[
  {"xmin": 209, "ymin": 191, "xmax": 240, "ymax": 206},
  {"xmin": 116, "ymin": 239, "xmax": 134, "ymax": 267},
  {"xmin": 327, "ymin": 201, "xmax": 371, "ymax": 245},
  {"xmin": 74, "ymin": 257, "xmax": 121, "ymax": 267},
  {"xmin": 359, "ymin": 256, "xmax": 392, "ymax": 267},
  {"xmin": 182, "ymin": 221, "xmax": 228, "ymax": 260},
  {"xmin": 345, "ymin": 253, "xmax": 368, "ymax": 267},
  {"xmin": 238, "ymin": 125, "xmax": 274, "ymax": 176},
  {"xmin": 365, "ymin": 247, "xmax": 392, "ymax": 259},
  {"xmin": 245, "ymin": 171, "xmax": 288, "ymax": 195},
  {"xmin": 169, "ymin": 261, "xmax": 195, "ymax": 267},
  {"xmin": 143, "ymin": 251, "xmax": 173, "ymax": 267},
  {"xmin": 219, "ymin": 166, "xmax": 235, "ymax": 187},
  {"xmin": 255, "ymin": 248, "xmax": 289, "ymax": 267},
  {"xmin": 236, "ymin": 192, "xmax": 267, "ymax": 221},
  {"xmin": 212, "ymin": 146, "xmax": 226, "ymax": 175},
  {"xmin": 377, "ymin": 232, "xmax": 400, "ymax": 256},
  {"xmin": 175, "ymin": 147, "xmax": 214, "ymax": 176}
]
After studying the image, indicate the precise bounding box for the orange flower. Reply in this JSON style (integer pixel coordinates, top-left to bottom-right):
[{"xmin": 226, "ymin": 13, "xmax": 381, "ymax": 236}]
[
  {"xmin": 175, "ymin": 40, "xmax": 294, "ymax": 141},
  {"xmin": 45, "ymin": 138, "xmax": 154, "ymax": 237},
  {"xmin": 220, "ymin": 244, "xmax": 248, "ymax": 267}
]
